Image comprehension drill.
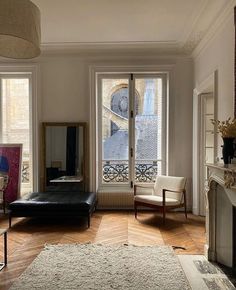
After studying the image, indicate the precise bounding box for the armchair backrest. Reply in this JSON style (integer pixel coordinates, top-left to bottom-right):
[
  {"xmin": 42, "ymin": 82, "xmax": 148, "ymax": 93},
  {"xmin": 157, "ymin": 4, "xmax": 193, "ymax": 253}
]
[{"xmin": 153, "ymin": 175, "xmax": 186, "ymax": 201}]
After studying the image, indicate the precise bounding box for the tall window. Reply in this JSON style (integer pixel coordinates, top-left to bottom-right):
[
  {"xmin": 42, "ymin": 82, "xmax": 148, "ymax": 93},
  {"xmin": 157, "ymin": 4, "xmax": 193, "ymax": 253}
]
[
  {"xmin": 97, "ymin": 73, "xmax": 167, "ymax": 188},
  {"xmin": 0, "ymin": 75, "xmax": 33, "ymax": 195}
]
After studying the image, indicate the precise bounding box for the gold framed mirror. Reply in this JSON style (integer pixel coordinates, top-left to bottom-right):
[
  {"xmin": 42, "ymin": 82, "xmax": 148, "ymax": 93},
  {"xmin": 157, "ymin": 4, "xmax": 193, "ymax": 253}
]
[
  {"xmin": 235, "ymin": 6, "xmax": 236, "ymax": 117},
  {"xmin": 41, "ymin": 122, "xmax": 87, "ymax": 192}
]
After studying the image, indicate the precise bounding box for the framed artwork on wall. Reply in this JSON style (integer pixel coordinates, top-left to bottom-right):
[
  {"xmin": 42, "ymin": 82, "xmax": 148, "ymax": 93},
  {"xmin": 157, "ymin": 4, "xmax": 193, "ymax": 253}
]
[{"xmin": 0, "ymin": 144, "xmax": 22, "ymax": 211}]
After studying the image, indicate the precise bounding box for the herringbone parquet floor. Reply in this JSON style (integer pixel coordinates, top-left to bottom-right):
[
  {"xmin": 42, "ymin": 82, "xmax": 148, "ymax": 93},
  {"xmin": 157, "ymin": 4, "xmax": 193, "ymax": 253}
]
[{"xmin": 0, "ymin": 211, "xmax": 205, "ymax": 290}]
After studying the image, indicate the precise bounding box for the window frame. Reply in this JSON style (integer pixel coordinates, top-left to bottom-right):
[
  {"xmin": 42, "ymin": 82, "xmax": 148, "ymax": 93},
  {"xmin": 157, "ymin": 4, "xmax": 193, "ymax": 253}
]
[
  {"xmin": 96, "ymin": 71, "xmax": 168, "ymax": 192},
  {"xmin": 0, "ymin": 65, "xmax": 39, "ymax": 193}
]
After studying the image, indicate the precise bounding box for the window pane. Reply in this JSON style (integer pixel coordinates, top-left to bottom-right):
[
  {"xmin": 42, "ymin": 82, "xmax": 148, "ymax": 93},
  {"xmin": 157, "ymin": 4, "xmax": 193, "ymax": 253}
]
[
  {"xmin": 101, "ymin": 78, "xmax": 129, "ymax": 183},
  {"xmin": 135, "ymin": 78, "xmax": 162, "ymax": 182},
  {"xmin": 205, "ymin": 115, "xmax": 214, "ymax": 131},
  {"xmin": 1, "ymin": 78, "xmax": 32, "ymax": 194},
  {"xmin": 205, "ymin": 132, "xmax": 214, "ymax": 147}
]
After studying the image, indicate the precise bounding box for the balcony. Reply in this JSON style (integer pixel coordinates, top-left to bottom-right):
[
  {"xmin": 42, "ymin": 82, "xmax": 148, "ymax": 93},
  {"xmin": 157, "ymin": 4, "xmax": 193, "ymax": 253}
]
[
  {"xmin": 102, "ymin": 160, "xmax": 158, "ymax": 183},
  {"xmin": 22, "ymin": 160, "xmax": 30, "ymax": 183}
]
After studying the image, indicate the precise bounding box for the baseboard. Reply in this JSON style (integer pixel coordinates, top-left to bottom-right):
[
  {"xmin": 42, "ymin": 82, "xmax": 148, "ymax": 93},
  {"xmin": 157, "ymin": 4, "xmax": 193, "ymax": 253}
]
[
  {"xmin": 96, "ymin": 206, "xmax": 134, "ymax": 210},
  {"xmin": 97, "ymin": 191, "xmax": 194, "ymax": 212}
]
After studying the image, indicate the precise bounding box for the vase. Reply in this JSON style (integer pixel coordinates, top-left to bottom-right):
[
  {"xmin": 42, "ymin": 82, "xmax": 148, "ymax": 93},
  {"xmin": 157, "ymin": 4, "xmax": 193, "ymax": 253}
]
[{"xmin": 222, "ymin": 137, "xmax": 235, "ymax": 164}]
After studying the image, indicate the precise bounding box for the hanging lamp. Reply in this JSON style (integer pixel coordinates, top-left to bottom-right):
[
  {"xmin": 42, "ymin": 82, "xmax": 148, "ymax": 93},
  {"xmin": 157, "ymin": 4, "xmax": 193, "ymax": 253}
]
[{"xmin": 0, "ymin": 0, "xmax": 41, "ymax": 59}]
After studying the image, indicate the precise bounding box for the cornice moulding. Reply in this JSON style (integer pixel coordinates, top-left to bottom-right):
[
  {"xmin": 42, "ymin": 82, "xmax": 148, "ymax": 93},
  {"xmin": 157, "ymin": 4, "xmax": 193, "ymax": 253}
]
[
  {"xmin": 178, "ymin": 0, "xmax": 208, "ymax": 45},
  {"xmin": 192, "ymin": 0, "xmax": 235, "ymax": 59},
  {"xmin": 40, "ymin": 41, "xmax": 186, "ymax": 57}
]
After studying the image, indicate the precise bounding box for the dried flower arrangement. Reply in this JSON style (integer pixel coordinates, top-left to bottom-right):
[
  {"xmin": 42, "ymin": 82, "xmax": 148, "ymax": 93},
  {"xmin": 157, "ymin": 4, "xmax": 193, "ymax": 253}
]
[{"xmin": 211, "ymin": 117, "xmax": 236, "ymax": 138}]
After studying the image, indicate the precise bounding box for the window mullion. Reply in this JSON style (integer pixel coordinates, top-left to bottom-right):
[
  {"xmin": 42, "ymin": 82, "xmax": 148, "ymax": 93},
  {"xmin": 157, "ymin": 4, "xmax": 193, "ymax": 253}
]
[{"xmin": 129, "ymin": 74, "xmax": 135, "ymax": 187}]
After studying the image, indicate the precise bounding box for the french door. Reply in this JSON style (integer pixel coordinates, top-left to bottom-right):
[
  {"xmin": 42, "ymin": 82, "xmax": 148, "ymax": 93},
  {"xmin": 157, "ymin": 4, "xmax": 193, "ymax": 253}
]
[
  {"xmin": 97, "ymin": 73, "xmax": 167, "ymax": 189},
  {"xmin": 200, "ymin": 93, "xmax": 215, "ymax": 216}
]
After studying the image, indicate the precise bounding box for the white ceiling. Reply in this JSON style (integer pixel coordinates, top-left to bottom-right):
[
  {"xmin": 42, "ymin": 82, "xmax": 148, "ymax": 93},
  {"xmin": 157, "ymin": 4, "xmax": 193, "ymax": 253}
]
[{"xmin": 32, "ymin": 0, "xmax": 231, "ymax": 55}]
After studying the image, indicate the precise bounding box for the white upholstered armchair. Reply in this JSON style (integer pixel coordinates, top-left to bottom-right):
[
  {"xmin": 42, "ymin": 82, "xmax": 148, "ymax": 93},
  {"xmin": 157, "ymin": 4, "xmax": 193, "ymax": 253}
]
[{"xmin": 134, "ymin": 175, "xmax": 187, "ymax": 224}]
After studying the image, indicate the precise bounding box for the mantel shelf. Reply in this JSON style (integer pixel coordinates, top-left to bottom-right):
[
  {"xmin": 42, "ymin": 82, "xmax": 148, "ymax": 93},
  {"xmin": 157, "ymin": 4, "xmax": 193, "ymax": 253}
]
[
  {"xmin": 206, "ymin": 163, "xmax": 236, "ymax": 188},
  {"xmin": 206, "ymin": 163, "xmax": 236, "ymax": 173}
]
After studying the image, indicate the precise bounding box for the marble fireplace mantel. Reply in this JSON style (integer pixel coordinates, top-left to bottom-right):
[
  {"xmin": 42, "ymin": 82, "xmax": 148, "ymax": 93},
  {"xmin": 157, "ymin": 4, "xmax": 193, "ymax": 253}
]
[{"xmin": 206, "ymin": 163, "xmax": 236, "ymax": 268}]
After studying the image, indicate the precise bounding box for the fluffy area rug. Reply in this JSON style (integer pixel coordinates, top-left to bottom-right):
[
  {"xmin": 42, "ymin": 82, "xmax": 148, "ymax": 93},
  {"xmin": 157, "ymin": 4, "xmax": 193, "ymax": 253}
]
[{"xmin": 10, "ymin": 244, "xmax": 190, "ymax": 290}]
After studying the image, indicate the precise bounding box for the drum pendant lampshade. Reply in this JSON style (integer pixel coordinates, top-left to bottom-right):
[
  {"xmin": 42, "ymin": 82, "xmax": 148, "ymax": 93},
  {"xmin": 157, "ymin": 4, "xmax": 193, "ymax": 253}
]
[{"xmin": 0, "ymin": 0, "xmax": 41, "ymax": 59}]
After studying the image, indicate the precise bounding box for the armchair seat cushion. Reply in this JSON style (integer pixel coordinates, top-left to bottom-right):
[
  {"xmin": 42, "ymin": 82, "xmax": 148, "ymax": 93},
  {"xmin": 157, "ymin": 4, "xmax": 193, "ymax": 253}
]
[{"xmin": 134, "ymin": 194, "xmax": 180, "ymax": 206}]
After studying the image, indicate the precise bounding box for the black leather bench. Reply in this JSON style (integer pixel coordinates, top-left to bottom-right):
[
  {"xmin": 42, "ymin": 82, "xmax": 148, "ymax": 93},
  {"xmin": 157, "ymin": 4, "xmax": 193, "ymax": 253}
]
[{"xmin": 9, "ymin": 191, "xmax": 97, "ymax": 228}]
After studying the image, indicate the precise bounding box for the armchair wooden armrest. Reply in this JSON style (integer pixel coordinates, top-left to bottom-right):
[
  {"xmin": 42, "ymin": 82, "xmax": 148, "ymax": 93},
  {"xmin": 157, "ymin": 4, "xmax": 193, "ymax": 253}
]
[
  {"xmin": 162, "ymin": 188, "xmax": 186, "ymax": 205},
  {"xmin": 162, "ymin": 188, "xmax": 185, "ymax": 194}
]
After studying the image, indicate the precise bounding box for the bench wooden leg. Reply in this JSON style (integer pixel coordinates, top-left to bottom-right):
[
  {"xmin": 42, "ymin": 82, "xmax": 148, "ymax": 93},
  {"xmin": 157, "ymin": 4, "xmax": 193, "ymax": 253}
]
[{"xmin": 88, "ymin": 215, "xmax": 90, "ymax": 228}]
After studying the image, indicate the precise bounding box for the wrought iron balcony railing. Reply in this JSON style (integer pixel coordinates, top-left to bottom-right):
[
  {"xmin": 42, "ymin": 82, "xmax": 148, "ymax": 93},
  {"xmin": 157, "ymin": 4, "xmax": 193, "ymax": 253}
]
[
  {"xmin": 103, "ymin": 160, "xmax": 158, "ymax": 183},
  {"xmin": 22, "ymin": 160, "xmax": 30, "ymax": 183}
]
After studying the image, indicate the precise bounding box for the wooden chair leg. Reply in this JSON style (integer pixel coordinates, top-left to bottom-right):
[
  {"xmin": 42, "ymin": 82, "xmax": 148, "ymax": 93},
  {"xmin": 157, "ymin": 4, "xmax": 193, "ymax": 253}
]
[
  {"xmin": 163, "ymin": 206, "xmax": 166, "ymax": 225},
  {"xmin": 134, "ymin": 202, "xmax": 137, "ymax": 219},
  {"xmin": 183, "ymin": 190, "xmax": 187, "ymax": 219},
  {"xmin": 184, "ymin": 204, "xmax": 187, "ymax": 219}
]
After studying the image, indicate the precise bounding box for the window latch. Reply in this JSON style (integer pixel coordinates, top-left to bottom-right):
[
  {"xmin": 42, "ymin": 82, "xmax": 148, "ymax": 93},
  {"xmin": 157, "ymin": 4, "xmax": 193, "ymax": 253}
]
[{"xmin": 130, "ymin": 148, "xmax": 133, "ymax": 157}]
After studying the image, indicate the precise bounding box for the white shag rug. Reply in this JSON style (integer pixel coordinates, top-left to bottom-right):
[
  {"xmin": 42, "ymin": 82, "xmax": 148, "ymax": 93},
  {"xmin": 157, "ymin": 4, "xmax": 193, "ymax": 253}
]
[{"xmin": 10, "ymin": 244, "xmax": 190, "ymax": 290}]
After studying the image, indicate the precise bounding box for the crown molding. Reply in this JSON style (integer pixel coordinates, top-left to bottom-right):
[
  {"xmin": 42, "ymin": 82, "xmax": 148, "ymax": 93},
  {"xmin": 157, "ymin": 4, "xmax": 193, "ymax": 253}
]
[
  {"xmin": 178, "ymin": 0, "xmax": 208, "ymax": 45},
  {"xmin": 192, "ymin": 0, "xmax": 235, "ymax": 59},
  {"xmin": 40, "ymin": 41, "xmax": 187, "ymax": 57}
]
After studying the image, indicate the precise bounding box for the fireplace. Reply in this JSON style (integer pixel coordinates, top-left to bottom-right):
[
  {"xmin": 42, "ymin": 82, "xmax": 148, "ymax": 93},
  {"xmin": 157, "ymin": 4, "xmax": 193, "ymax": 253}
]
[{"xmin": 206, "ymin": 164, "xmax": 236, "ymax": 268}]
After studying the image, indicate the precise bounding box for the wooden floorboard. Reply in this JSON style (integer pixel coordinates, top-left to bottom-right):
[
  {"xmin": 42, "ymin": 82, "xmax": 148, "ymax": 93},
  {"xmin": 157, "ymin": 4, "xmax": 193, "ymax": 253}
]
[{"xmin": 0, "ymin": 211, "xmax": 205, "ymax": 289}]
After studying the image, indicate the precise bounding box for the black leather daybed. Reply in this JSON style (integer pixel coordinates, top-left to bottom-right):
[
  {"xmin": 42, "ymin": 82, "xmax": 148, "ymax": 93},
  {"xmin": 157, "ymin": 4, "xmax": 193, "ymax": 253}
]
[{"xmin": 9, "ymin": 191, "xmax": 97, "ymax": 228}]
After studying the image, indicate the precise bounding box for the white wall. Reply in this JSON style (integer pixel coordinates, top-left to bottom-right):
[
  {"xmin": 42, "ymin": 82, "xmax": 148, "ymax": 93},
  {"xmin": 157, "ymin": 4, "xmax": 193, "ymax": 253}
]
[
  {"xmin": 0, "ymin": 53, "xmax": 193, "ymax": 207},
  {"xmin": 169, "ymin": 58, "xmax": 193, "ymax": 208},
  {"xmin": 37, "ymin": 54, "xmax": 193, "ymax": 207},
  {"xmin": 192, "ymin": 8, "xmax": 235, "ymax": 215},
  {"xmin": 194, "ymin": 14, "xmax": 234, "ymax": 131},
  {"xmin": 40, "ymin": 57, "xmax": 89, "ymax": 122}
]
